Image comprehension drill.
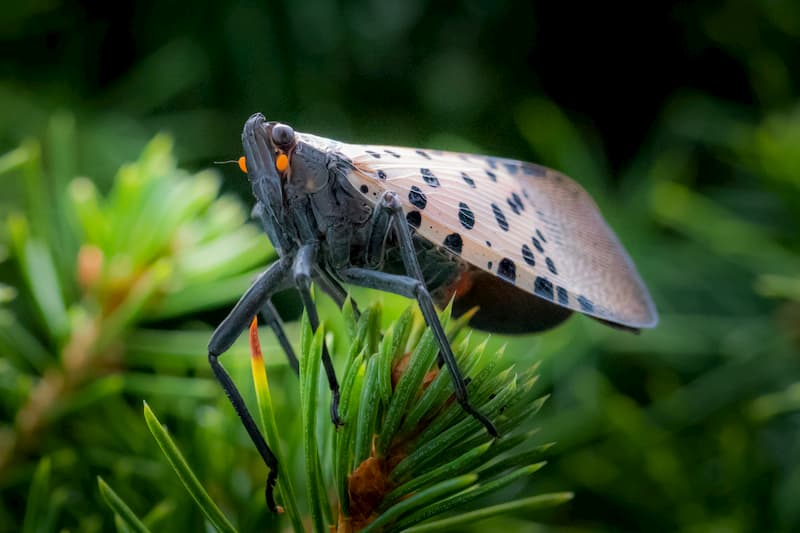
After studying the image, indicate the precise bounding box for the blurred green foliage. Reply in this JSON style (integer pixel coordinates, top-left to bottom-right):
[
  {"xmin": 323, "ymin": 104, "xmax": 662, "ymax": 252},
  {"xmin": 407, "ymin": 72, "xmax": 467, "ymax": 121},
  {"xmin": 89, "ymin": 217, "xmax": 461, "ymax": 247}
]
[{"xmin": 1, "ymin": 0, "xmax": 799, "ymax": 531}]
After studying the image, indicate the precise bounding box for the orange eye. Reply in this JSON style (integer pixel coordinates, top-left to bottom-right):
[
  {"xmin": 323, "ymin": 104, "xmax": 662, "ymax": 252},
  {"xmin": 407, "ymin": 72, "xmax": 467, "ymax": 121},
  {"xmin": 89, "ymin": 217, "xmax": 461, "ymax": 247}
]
[
  {"xmin": 276, "ymin": 153, "xmax": 289, "ymax": 172},
  {"xmin": 238, "ymin": 156, "xmax": 247, "ymax": 173}
]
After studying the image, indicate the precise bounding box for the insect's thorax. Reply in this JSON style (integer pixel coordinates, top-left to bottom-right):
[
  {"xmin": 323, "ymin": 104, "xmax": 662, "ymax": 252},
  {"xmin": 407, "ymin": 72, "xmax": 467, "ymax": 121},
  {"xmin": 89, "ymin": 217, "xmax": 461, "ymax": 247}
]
[{"xmin": 285, "ymin": 141, "xmax": 465, "ymax": 296}]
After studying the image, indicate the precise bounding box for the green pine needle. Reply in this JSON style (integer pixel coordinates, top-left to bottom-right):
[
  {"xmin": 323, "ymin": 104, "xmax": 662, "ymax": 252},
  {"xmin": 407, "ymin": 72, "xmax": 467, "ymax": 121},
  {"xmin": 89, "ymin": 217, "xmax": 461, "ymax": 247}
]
[
  {"xmin": 97, "ymin": 477, "xmax": 152, "ymax": 533},
  {"xmin": 143, "ymin": 402, "xmax": 238, "ymax": 533},
  {"xmin": 236, "ymin": 300, "xmax": 562, "ymax": 532}
]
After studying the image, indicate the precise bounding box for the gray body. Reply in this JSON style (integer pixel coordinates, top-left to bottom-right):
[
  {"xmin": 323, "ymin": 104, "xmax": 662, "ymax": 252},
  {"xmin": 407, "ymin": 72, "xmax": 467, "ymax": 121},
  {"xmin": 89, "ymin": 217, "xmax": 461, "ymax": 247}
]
[{"xmin": 251, "ymin": 126, "xmax": 572, "ymax": 334}]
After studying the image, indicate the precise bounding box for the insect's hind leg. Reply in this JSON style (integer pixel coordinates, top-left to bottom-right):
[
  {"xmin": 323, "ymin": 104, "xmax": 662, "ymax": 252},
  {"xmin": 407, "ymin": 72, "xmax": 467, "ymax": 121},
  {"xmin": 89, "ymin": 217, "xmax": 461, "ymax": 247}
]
[
  {"xmin": 208, "ymin": 256, "xmax": 293, "ymax": 512},
  {"xmin": 339, "ymin": 266, "xmax": 498, "ymax": 437},
  {"xmin": 341, "ymin": 188, "xmax": 497, "ymax": 436},
  {"xmin": 294, "ymin": 243, "xmax": 344, "ymax": 426}
]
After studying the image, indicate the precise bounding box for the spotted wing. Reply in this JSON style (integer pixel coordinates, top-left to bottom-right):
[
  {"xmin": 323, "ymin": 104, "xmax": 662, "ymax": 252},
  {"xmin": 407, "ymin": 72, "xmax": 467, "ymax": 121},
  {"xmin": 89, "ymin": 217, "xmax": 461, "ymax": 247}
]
[{"xmin": 333, "ymin": 142, "xmax": 658, "ymax": 329}]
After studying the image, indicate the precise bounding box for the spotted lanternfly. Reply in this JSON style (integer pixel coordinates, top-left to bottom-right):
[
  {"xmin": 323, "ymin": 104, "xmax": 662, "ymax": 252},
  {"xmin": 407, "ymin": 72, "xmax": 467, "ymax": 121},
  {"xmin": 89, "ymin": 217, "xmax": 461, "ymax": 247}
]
[{"xmin": 208, "ymin": 113, "xmax": 658, "ymax": 511}]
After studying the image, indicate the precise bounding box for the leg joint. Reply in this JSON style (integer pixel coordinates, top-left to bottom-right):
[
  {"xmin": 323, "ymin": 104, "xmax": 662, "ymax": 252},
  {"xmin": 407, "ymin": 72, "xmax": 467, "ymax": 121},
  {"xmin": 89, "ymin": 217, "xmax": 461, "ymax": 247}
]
[
  {"xmin": 413, "ymin": 281, "xmax": 429, "ymax": 299},
  {"xmin": 294, "ymin": 271, "xmax": 312, "ymax": 291},
  {"xmin": 378, "ymin": 190, "xmax": 402, "ymax": 211}
]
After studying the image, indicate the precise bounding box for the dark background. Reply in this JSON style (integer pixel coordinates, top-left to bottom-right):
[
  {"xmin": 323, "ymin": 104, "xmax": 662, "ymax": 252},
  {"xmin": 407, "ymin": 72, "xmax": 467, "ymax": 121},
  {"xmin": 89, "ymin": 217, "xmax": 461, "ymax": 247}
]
[{"xmin": 1, "ymin": 1, "xmax": 799, "ymax": 531}]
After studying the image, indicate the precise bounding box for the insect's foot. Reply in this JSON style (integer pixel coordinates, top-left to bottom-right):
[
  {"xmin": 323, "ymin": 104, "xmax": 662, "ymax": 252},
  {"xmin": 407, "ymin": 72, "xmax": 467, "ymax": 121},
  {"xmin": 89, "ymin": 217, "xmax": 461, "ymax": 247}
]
[
  {"xmin": 478, "ymin": 413, "xmax": 499, "ymax": 438},
  {"xmin": 265, "ymin": 469, "xmax": 279, "ymax": 513},
  {"xmin": 330, "ymin": 391, "xmax": 345, "ymax": 428},
  {"xmin": 462, "ymin": 401, "xmax": 499, "ymax": 438}
]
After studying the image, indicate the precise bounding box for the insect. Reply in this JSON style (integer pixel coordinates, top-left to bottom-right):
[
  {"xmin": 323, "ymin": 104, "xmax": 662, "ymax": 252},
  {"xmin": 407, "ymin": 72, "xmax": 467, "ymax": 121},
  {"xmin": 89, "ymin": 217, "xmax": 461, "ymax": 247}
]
[{"xmin": 208, "ymin": 113, "xmax": 658, "ymax": 511}]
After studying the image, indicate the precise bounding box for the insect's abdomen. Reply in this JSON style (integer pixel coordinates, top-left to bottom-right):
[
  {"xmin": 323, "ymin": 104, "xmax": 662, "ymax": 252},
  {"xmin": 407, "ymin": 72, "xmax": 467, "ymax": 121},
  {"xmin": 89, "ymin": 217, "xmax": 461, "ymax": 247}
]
[
  {"xmin": 381, "ymin": 235, "xmax": 464, "ymax": 299},
  {"xmin": 447, "ymin": 268, "xmax": 573, "ymax": 334}
]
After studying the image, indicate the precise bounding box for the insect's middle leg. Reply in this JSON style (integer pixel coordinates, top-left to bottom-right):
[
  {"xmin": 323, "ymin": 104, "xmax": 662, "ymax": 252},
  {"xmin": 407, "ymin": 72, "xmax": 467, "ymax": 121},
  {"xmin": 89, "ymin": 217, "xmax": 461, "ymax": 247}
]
[
  {"xmin": 294, "ymin": 243, "xmax": 343, "ymax": 426},
  {"xmin": 263, "ymin": 262, "xmax": 357, "ymax": 379},
  {"xmin": 339, "ymin": 266, "xmax": 497, "ymax": 437}
]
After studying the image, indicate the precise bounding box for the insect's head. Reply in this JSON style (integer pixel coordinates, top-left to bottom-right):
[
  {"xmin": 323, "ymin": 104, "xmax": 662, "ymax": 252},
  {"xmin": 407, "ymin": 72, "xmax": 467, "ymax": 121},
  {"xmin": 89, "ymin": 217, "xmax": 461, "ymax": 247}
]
[
  {"xmin": 240, "ymin": 113, "xmax": 331, "ymax": 208},
  {"xmin": 240, "ymin": 113, "xmax": 299, "ymax": 218}
]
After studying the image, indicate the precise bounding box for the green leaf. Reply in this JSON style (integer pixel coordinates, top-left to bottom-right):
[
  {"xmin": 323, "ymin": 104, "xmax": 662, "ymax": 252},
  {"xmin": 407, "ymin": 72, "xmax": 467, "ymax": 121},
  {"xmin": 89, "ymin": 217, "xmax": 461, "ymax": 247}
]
[
  {"xmin": 249, "ymin": 320, "xmax": 304, "ymax": 533},
  {"xmin": 341, "ymin": 294, "xmax": 357, "ymax": 340},
  {"xmin": 143, "ymin": 402, "xmax": 238, "ymax": 533},
  {"xmin": 8, "ymin": 220, "xmax": 69, "ymax": 342},
  {"xmin": 400, "ymin": 492, "xmax": 574, "ymax": 533},
  {"xmin": 401, "ymin": 335, "xmax": 481, "ymax": 433},
  {"xmin": 97, "ymin": 477, "xmax": 152, "ymax": 533},
  {"xmin": 393, "ymin": 378, "xmax": 515, "ymax": 482},
  {"xmin": 394, "ymin": 463, "xmax": 547, "ymax": 530},
  {"xmin": 0, "ymin": 144, "xmax": 31, "ymax": 176},
  {"xmin": 69, "ymin": 177, "xmax": 109, "ymax": 248},
  {"xmin": 354, "ymin": 355, "xmax": 382, "ymax": 467},
  {"xmin": 47, "ymin": 375, "xmax": 124, "ymax": 423},
  {"xmin": 377, "ymin": 323, "xmax": 442, "ymax": 455},
  {"xmin": 335, "ymin": 352, "xmax": 365, "ymax": 516},
  {"xmin": 300, "ymin": 325, "xmax": 330, "ymax": 533},
  {"xmin": 0, "ymin": 309, "xmax": 51, "ymax": 372},
  {"xmin": 45, "ymin": 112, "xmax": 80, "ymax": 286},
  {"xmin": 151, "ymin": 267, "xmax": 266, "ymax": 320},
  {"xmin": 96, "ymin": 259, "xmax": 172, "ymax": 351},
  {"xmin": 361, "ymin": 474, "xmax": 478, "ymax": 533},
  {"xmin": 22, "ymin": 456, "xmax": 51, "ymax": 533},
  {"xmin": 382, "ymin": 441, "xmax": 492, "ymax": 510},
  {"xmin": 376, "ymin": 304, "xmax": 414, "ymax": 403}
]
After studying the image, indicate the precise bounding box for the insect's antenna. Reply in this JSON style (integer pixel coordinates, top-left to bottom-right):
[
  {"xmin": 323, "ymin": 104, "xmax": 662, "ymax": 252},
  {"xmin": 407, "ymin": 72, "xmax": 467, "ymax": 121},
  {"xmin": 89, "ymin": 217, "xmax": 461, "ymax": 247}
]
[{"xmin": 214, "ymin": 156, "xmax": 249, "ymax": 174}]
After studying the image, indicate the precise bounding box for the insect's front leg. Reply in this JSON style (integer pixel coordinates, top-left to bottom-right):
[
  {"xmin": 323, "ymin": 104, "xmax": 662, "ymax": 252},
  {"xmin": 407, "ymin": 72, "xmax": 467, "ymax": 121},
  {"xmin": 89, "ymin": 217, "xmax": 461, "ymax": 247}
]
[
  {"xmin": 208, "ymin": 256, "xmax": 293, "ymax": 512},
  {"xmin": 293, "ymin": 243, "xmax": 343, "ymax": 426},
  {"xmin": 339, "ymin": 191, "xmax": 499, "ymax": 438}
]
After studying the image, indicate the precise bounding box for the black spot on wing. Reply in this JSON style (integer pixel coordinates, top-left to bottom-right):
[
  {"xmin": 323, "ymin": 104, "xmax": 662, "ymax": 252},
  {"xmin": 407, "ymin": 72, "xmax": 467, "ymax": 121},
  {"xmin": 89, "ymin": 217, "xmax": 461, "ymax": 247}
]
[
  {"xmin": 534, "ymin": 276, "xmax": 554, "ymax": 300},
  {"xmin": 461, "ymin": 172, "xmax": 476, "ymax": 188},
  {"xmin": 360, "ymin": 185, "xmax": 369, "ymax": 194},
  {"xmin": 377, "ymin": 169, "xmax": 387, "ymax": 180},
  {"xmin": 532, "ymin": 237, "xmax": 544, "ymax": 253},
  {"xmin": 491, "ymin": 203, "xmax": 509, "ymax": 231},
  {"xmin": 415, "ymin": 149, "xmax": 431, "ymax": 159},
  {"xmin": 536, "ymin": 229, "xmax": 547, "ymax": 243},
  {"xmin": 512, "ymin": 192, "xmax": 524, "ymax": 211},
  {"xmin": 503, "ymin": 162, "xmax": 518, "ymax": 175},
  {"xmin": 406, "ymin": 210, "xmax": 421, "ymax": 228},
  {"xmin": 421, "ymin": 168, "xmax": 440, "ymax": 187},
  {"xmin": 486, "ymin": 158, "xmax": 498, "ymax": 169},
  {"xmin": 557, "ymin": 286, "xmax": 569, "ymax": 305},
  {"xmin": 485, "ymin": 240, "xmax": 492, "ymax": 247},
  {"xmin": 498, "ymin": 258, "xmax": 516, "ymax": 284},
  {"xmin": 507, "ymin": 193, "xmax": 525, "ymax": 215},
  {"xmin": 546, "ymin": 257, "xmax": 558, "ymax": 275},
  {"xmin": 385, "ymin": 149, "xmax": 401, "ymax": 158},
  {"xmin": 577, "ymin": 295, "xmax": 594, "ymax": 312},
  {"xmin": 409, "ymin": 186, "xmax": 427, "ymax": 210},
  {"xmin": 458, "ymin": 202, "xmax": 475, "ymax": 229},
  {"xmin": 521, "ymin": 244, "xmax": 535, "ymax": 266},
  {"xmin": 443, "ymin": 233, "xmax": 463, "ymax": 254},
  {"xmin": 486, "ymin": 170, "xmax": 497, "ymax": 182},
  {"xmin": 366, "ymin": 150, "xmax": 381, "ymax": 159}
]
